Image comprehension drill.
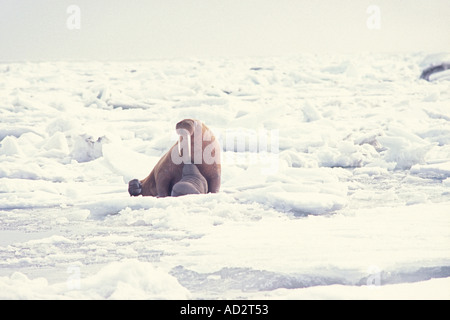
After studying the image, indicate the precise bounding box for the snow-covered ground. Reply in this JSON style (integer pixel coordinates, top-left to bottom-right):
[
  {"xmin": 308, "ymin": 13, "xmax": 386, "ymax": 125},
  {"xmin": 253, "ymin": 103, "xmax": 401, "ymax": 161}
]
[{"xmin": 0, "ymin": 53, "xmax": 449, "ymax": 299}]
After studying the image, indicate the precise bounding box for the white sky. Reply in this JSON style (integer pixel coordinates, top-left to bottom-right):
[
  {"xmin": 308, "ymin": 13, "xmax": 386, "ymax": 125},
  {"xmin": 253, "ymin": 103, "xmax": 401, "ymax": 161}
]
[{"xmin": 1, "ymin": 0, "xmax": 449, "ymax": 61}]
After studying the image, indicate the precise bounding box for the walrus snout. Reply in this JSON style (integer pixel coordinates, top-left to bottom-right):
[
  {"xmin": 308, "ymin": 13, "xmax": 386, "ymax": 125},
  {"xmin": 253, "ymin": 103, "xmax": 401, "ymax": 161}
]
[
  {"xmin": 171, "ymin": 163, "xmax": 208, "ymax": 197},
  {"xmin": 171, "ymin": 181, "xmax": 201, "ymax": 197}
]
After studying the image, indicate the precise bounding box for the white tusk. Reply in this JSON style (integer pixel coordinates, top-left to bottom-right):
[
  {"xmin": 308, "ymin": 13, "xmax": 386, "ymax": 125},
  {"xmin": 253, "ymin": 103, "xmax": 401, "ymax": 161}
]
[
  {"xmin": 186, "ymin": 134, "xmax": 191, "ymax": 163},
  {"xmin": 178, "ymin": 135, "xmax": 182, "ymax": 157},
  {"xmin": 177, "ymin": 130, "xmax": 192, "ymax": 163}
]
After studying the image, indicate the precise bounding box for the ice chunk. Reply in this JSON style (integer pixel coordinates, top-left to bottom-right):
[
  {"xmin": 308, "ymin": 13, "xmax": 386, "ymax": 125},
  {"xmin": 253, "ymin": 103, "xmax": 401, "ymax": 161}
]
[
  {"xmin": 378, "ymin": 127, "xmax": 433, "ymax": 170},
  {"xmin": 411, "ymin": 161, "xmax": 450, "ymax": 180},
  {"xmin": 74, "ymin": 260, "xmax": 190, "ymax": 299},
  {"xmin": 302, "ymin": 102, "xmax": 322, "ymax": 122},
  {"xmin": 269, "ymin": 192, "xmax": 347, "ymax": 215},
  {"xmin": 0, "ymin": 260, "xmax": 190, "ymax": 299},
  {"xmin": 0, "ymin": 136, "xmax": 23, "ymax": 156},
  {"xmin": 420, "ymin": 53, "xmax": 450, "ymax": 68},
  {"xmin": 102, "ymin": 143, "xmax": 159, "ymax": 183},
  {"xmin": 43, "ymin": 132, "xmax": 69, "ymax": 154},
  {"xmin": 71, "ymin": 135, "xmax": 108, "ymax": 162}
]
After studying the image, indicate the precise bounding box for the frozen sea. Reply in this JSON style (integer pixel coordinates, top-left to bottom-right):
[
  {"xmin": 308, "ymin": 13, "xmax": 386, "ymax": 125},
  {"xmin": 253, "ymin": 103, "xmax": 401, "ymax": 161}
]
[{"xmin": 0, "ymin": 53, "xmax": 449, "ymax": 299}]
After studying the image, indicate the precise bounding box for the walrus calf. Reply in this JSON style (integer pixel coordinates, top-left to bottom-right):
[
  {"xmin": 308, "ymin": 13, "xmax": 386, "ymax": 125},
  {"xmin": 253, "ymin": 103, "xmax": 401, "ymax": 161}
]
[{"xmin": 128, "ymin": 119, "xmax": 221, "ymax": 197}]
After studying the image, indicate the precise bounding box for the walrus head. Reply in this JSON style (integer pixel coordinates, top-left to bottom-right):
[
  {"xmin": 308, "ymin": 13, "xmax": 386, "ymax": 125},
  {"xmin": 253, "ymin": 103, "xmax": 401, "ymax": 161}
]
[{"xmin": 176, "ymin": 119, "xmax": 196, "ymax": 135}]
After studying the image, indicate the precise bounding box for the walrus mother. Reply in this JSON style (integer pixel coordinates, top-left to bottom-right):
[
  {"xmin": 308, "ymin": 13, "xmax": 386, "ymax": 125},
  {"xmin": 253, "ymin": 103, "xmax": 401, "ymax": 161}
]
[{"xmin": 128, "ymin": 119, "xmax": 221, "ymax": 197}]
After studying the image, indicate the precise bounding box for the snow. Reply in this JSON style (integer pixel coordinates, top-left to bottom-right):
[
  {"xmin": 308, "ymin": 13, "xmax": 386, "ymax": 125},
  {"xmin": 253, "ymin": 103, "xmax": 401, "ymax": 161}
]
[
  {"xmin": 0, "ymin": 53, "xmax": 450, "ymax": 300},
  {"xmin": 0, "ymin": 259, "xmax": 190, "ymax": 299}
]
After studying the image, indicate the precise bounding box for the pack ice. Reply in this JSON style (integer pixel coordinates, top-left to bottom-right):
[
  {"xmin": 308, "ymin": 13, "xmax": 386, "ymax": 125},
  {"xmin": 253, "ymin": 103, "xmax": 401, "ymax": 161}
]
[{"xmin": 0, "ymin": 53, "xmax": 449, "ymax": 299}]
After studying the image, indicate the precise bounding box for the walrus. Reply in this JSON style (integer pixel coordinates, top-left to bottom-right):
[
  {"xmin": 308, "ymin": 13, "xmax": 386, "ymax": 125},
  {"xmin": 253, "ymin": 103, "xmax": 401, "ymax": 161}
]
[{"xmin": 128, "ymin": 119, "xmax": 221, "ymax": 197}]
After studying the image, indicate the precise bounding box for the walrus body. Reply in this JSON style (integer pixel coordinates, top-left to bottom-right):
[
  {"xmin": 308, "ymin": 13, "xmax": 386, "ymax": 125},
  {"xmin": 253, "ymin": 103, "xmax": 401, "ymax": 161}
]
[{"xmin": 128, "ymin": 119, "xmax": 221, "ymax": 197}]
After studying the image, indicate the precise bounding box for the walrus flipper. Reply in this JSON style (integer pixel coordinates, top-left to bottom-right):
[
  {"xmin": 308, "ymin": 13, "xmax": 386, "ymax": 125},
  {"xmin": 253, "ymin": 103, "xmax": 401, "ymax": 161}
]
[
  {"xmin": 171, "ymin": 163, "xmax": 208, "ymax": 197},
  {"xmin": 128, "ymin": 179, "xmax": 142, "ymax": 197},
  {"xmin": 207, "ymin": 174, "xmax": 221, "ymax": 194}
]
